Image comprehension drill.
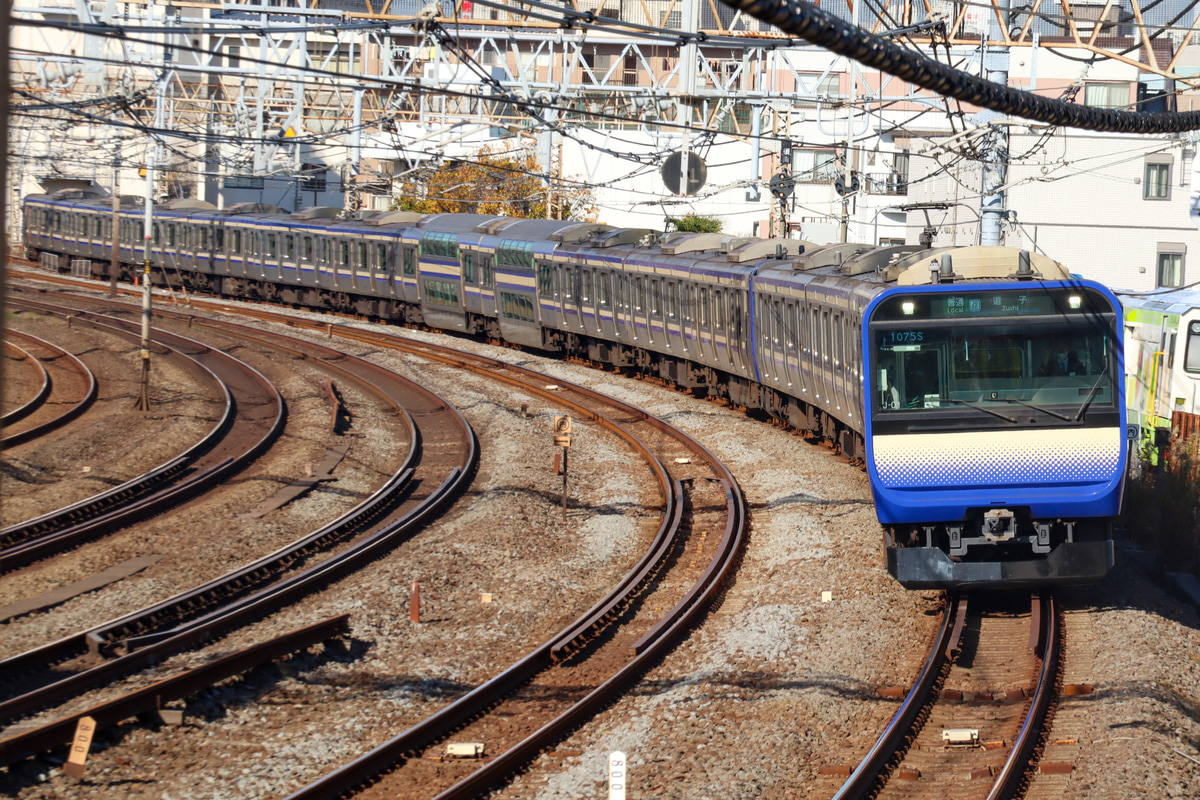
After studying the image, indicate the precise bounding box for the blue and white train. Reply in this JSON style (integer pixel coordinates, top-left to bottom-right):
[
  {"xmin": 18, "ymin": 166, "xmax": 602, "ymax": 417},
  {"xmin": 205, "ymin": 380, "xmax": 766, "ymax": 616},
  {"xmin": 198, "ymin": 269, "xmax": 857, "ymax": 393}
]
[{"xmin": 21, "ymin": 190, "xmax": 1128, "ymax": 589}]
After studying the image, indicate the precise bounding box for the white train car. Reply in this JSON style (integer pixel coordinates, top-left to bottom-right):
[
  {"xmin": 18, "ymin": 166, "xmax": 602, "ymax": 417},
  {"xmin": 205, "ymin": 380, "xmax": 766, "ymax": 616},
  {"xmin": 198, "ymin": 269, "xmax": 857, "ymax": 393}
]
[{"xmin": 1122, "ymin": 287, "xmax": 1200, "ymax": 445}]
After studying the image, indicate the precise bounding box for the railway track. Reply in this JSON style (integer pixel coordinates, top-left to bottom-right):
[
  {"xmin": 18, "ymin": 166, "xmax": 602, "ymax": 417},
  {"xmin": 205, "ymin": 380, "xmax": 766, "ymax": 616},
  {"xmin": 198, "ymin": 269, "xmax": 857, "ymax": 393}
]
[
  {"xmin": 1, "ymin": 295, "xmax": 284, "ymax": 571},
  {"xmin": 0, "ymin": 298, "xmax": 477, "ymax": 731},
  {"xmin": 833, "ymin": 592, "xmax": 1061, "ymax": 800},
  {"xmin": 2, "ymin": 339, "xmax": 52, "ymax": 426},
  {"xmin": 0, "ymin": 329, "xmax": 97, "ymax": 449}
]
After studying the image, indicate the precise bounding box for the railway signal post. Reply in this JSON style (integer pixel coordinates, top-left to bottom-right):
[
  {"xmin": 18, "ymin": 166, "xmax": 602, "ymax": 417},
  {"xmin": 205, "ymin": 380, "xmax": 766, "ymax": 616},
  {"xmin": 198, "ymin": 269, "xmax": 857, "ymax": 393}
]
[{"xmin": 554, "ymin": 416, "xmax": 572, "ymax": 521}]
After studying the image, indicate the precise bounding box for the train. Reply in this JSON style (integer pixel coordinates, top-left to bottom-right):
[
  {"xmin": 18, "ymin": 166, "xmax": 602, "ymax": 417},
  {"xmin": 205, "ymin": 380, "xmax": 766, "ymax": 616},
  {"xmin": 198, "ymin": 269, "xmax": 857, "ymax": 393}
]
[
  {"xmin": 1120, "ymin": 286, "xmax": 1200, "ymax": 452},
  {"xmin": 21, "ymin": 190, "xmax": 1129, "ymax": 590}
]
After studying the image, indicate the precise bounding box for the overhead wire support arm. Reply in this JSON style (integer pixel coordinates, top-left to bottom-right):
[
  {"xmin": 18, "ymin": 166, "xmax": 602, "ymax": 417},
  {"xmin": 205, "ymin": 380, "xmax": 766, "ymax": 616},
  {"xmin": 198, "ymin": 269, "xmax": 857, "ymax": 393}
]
[{"xmin": 713, "ymin": 0, "xmax": 1200, "ymax": 134}]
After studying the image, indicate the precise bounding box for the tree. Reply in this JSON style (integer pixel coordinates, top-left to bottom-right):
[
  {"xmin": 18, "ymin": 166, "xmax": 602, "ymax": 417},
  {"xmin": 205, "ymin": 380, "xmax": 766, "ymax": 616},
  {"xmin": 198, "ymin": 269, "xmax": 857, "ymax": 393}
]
[
  {"xmin": 668, "ymin": 214, "xmax": 723, "ymax": 233},
  {"xmin": 394, "ymin": 145, "xmax": 596, "ymax": 221}
]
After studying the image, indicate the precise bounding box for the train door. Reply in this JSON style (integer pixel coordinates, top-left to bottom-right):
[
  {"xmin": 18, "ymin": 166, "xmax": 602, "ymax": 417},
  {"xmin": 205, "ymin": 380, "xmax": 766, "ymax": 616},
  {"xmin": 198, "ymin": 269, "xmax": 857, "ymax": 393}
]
[
  {"xmin": 831, "ymin": 311, "xmax": 848, "ymax": 414},
  {"xmin": 372, "ymin": 240, "xmax": 390, "ymax": 297},
  {"xmin": 632, "ymin": 276, "xmax": 648, "ymax": 344},
  {"xmin": 614, "ymin": 272, "xmax": 631, "ymax": 340},
  {"xmin": 263, "ymin": 230, "xmax": 282, "ymax": 282},
  {"xmin": 731, "ymin": 290, "xmax": 746, "ymax": 372},
  {"xmin": 783, "ymin": 302, "xmax": 798, "ymax": 389},
  {"xmin": 664, "ymin": 281, "xmax": 680, "ymax": 350},
  {"xmin": 353, "ymin": 240, "xmax": 368, "ymax": 293},
  {"xmin": 580, "ymin": 268, "xmax": 594, "ymax": 332},
  {"xmin": 598, "ymin": 271, "xmax": 613, "ymax": 337},
  {"xmin": 479, "ymin": 254, "xmax": 496, "ymax": 317},
  {"xmin": 651, "ymin": 279, "xmax": 665, "ymax": 346},
  {"xmin": 299, "ymin": 234, "xmax": 314, "ymax": 284},
  {"xmin": 281, "ymin": 232, "xmax": 297, "ymax": 282}
]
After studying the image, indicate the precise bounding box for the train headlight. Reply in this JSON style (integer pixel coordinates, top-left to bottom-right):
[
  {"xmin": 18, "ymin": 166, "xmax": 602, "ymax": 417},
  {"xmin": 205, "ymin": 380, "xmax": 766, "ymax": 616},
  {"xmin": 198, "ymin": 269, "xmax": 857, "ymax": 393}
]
[
  {"xmin": 901, "ymin": 301, "xmax": 915, "ymax": 315},
  {"xmin": 1068, "ymin": 295, "xmax": 1081, "ymax": 309}
]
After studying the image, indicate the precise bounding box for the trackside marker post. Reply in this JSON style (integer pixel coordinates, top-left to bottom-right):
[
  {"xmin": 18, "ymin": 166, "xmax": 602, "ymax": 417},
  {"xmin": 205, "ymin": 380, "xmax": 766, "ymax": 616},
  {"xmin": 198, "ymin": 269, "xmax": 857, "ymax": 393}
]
[
  {"xmin": 63, "ymin": 715, "xmax": 97, "ymax": 779},
  {"xmin": 553, "ymin": 416, "xmax": 572, "ymax": 521},
  {"xmin": 609, "ymin": 750, "xmax": 627, "ymax": 800},
  {"xmin": 410, "ymin": 582, "xmax": 420, "ymax": 622}
]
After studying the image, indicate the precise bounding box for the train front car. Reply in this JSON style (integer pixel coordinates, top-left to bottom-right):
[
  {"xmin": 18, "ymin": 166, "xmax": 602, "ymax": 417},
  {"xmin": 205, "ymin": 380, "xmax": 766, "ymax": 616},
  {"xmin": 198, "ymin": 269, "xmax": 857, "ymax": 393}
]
[{"xmin": 863, "ymin": 250, "xmax": 1127, "ymax": 590}]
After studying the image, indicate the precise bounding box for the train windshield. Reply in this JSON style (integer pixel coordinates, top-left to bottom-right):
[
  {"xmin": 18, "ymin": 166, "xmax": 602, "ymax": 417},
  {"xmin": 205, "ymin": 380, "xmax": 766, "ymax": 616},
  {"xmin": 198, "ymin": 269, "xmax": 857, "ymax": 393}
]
[{"xmin": 869, "ymin": 287, "xmax": 1119, "ymax": 419}]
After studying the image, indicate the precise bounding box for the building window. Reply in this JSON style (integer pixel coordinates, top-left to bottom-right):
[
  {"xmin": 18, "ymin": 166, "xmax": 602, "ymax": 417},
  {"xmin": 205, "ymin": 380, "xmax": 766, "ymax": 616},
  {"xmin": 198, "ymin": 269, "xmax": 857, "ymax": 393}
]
[
  {"xmin": 1084, "ymin": 82, "xmax": 1130, "ymax": 109},
  {"xmin": 795, "ymin": 148, "xmax": 839, "ymax": 182},
  {"xmin": 1157, "ymin": 251, "xmax": 1184, "ymax": 288},
  {"xmin": 299, "ymin": 164, "xmax": 327, "ymax": 193},
  {"xmin": 224, "ymin": 171, "xmax": 263, "ymax": 190},
  {"xmin": 1144, "ymin": 161, "xmax": 1171, "ymax": 200},
  {"xmin": 796, "ymin": 72, "xmax": 841, "ymax": 107}
]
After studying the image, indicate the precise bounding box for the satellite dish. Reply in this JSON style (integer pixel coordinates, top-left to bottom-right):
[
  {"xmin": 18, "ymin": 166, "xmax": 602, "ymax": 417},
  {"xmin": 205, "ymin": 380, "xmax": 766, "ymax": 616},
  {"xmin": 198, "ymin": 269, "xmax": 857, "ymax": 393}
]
[{"xmin": 662, "ymin": 152, "xmax": 707, "ymax": 196}]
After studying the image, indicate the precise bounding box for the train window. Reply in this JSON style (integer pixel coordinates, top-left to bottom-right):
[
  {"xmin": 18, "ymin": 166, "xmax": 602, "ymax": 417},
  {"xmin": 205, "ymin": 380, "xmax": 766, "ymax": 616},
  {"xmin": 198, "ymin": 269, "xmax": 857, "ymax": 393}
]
[
  {"xmin": 339, "ymin": 242, "xmax": 350, "ymax": 266},
  {"xmin": 374, "ymin": 243, "xmax": 385, "ymax": 268},
  {"xmin": 214, "ymin": 229, "xmax": 224, "ymax": 250},
  {"xmin": 153, "ymin": 224, "xmax": 161, "ymax": 246},
  {"xmin": 232, "ymin": 229, "xmax": 242, "ymax": 253},
  {"xmin": 497, "ymin": 239, "xmax": 534, "ymax": 269},
  {"xmin": 634, "ymin": 277, "xmax": 643, "ymax": 311},
  {"xmin": 266, "ymin": 234, "xmax": 277, "ymax": 259},
  {"xmin": 356, "ymin": 242, "xmax": 366, "ymax": 267},
  {"xmin": 600, "ymin": 274, "xmax": 611, "ymax": 307},
  {"xmin": 285, "ymin": 236, "xmax": 295, "ymax": 260},
  {"xmin": 421, "ymin": 231, "xmax": 459, "ymax": 260},
  {"xmin": 483, "ymin": 258, "xmax": 495, "ymax": 289},
  {"xmin": 301, "ymin": 237, "xmax": 311, "ymax": 261},
  {"xmin": 462, "ymin": 252, "xmax": 475, "ymax": 283},
  {"xmin": 165, "ymin": 225, "xmax": 174, "ymax": 247},
  {"xmin": 1185, "ymin": 321, "xmax": 1200, "ymax": 373},
  {"xmin": 833, "ymin": 314, "xmax": 843, "ymax": 366},
  {"xmin": 538, "ymin": 263, "xmax": 553, "ymax": 295},
  {"xmin": 582, "ymin": 270, "xmax": 592, "ymax": 302},
  {"xmin": 403, "ymin": 247, "xmax": 416, "ymax": 275},
  {"xmin": 787, "ymin": 304, "xmax": 798, "ymax": 354},
  {"xmin": 199, "ymin": 228, "xmax": 208, "ymax": 249},
  {"xmin": 668, "ymin": 283, "xmax": 678, "ymax": 319},
  {"xmin": 651, "ymin": 281, "xmax": 661, "ymax": 316},
  {"xmin": 95, "ymin": 218, "xmax": 103, "ymax": 237}
]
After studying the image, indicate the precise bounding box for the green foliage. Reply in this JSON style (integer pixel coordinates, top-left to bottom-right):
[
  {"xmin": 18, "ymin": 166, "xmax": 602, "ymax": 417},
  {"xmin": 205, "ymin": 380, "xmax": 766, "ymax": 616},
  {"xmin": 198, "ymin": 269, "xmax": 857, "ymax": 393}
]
[{"xmin": 668, "ymin": 214, "xmax": 723, "ymax": 233}]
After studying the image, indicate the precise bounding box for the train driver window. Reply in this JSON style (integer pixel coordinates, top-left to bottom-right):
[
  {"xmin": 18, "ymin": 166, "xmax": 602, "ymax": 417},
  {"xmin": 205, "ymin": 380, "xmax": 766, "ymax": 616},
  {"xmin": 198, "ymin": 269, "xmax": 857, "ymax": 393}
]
[{"xmin": 1185, "ymin": 321, "xmax": 1200, "ymax": 373}]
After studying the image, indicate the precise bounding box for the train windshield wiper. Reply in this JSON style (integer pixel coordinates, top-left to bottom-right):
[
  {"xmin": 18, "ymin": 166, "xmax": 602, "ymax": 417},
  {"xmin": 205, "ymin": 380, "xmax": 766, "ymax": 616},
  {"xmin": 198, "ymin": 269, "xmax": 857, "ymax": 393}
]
[
  {"xmin": 993, "ymin": 397, "xmax": 1074, "ymax": 422},
  {"xmin": 939, "ymin": 398, "xmax": 1019, "ymax": 423},
  {"xmin": 1073, "ymin": 365, "xmax": 1111, "ymax": 421}
]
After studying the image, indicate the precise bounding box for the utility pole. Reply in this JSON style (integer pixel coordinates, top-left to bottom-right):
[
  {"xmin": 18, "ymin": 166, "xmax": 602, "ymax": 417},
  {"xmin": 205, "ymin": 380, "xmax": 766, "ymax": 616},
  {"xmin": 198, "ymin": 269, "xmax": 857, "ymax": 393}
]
[
  {"xmin": 839, "ymin": 0, "xmax": 860, "ymax": 243},
  {"xmin": 110, "ymin": 150, "xmax": 120, "ymax": 297},
  {"xmin": 679, "ymin": 0, "xmax": 700, "ymax": 198},
  {"xmin": 137, "ymin": 67, "xmax": 168, "ymax": 413},
  {"xmin": 979, "ymin": 0, "xmax": 1012, "ymax": 246}
]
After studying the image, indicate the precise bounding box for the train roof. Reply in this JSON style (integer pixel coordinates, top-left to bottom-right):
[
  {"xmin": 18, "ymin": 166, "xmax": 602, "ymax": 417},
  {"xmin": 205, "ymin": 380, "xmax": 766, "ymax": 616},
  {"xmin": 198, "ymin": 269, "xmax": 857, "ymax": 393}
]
[{"xmin": 1118, "ymin": 286, "xmax": 1200, "ymax": 316}]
